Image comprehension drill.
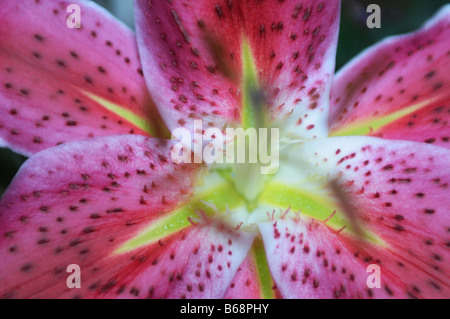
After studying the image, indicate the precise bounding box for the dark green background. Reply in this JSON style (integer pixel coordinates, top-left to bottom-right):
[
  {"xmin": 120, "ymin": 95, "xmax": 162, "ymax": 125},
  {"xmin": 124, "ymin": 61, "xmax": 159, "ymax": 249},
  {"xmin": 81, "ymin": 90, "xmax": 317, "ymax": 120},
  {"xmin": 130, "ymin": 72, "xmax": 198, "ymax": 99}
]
[{"xmin": 0, "ymin": 0, "xmax": 448, "ymax": 195}]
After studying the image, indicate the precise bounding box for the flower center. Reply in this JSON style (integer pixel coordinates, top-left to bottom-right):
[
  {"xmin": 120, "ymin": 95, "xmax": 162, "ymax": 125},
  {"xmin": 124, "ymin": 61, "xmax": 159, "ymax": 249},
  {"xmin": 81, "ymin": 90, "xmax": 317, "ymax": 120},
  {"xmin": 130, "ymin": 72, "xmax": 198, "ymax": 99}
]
[{"xmin": 229, "ymin": 39, "xmax": 276, "ymax": 204}]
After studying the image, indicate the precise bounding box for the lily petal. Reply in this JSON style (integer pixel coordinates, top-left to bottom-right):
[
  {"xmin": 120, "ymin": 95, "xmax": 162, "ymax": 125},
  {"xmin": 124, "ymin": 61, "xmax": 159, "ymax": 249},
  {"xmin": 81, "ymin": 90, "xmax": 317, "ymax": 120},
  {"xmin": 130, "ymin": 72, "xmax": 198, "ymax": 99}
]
[
  {"xmin": 260, "ymin": 218, "xmax": 404, "ymax": 298},
  {"xmin": 330, "ymin": 5, "xmax": 450, "ymax": 149},
  {"xmin": 0, "ymin": 0, "xmax": 163, "ymax": 156},
  {"xmin": 96, "ymin": 223, "xmax": 255, "ymax": 299},
  {"xmin": 224, "ymin": 254, "xmax": 262, "ymax": 299},
  {"xmin": 280, "ymin": 136, "xmax": 450, "ymax": 298},
  {"xmin": 224, "ymin": 238, "xmax": 280, "ymax": 299},
  {"xmin": 135, "ymin": 0, "xmax": 340, "ymax": 140},
  {"xmin": 0, "ymin": 135, "xmax": 199, "ymax": 298}
]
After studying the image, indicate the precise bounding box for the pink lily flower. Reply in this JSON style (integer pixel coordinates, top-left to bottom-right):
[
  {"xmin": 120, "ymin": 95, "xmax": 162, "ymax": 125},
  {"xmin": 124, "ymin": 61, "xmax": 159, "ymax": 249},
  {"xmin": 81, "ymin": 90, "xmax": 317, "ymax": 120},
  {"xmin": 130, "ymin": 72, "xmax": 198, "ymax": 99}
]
[{"xmin": 0, "ymin": 0, "xmax": 449, "ymax": 299}]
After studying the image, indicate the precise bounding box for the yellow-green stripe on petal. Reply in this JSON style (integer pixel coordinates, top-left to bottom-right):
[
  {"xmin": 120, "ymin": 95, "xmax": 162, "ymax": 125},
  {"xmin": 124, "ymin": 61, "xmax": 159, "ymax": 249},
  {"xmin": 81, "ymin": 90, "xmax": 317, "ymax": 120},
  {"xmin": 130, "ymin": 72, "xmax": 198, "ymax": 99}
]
[
  {"xmin": 241, "ymin": 39, "xmax": 265, "ymax": 130},
  {"xmin": 252, "ymin": 238, "xmax": 276, "ymax": 299},
  {"xmin": 82, "ymin": 90, "xmax": 156, "ymax": 136},
  {"xmin": 260, "ymin": 182, "xmax": 385, "ymax": 246},
  {"xmin": 330, "ymin": 98, "xmax": 438, "ymax": 137},
  {"xmin": 260, "ymin": 182, "xmax": 344, "ymax": 227},
  {"xmin": 114, "ymin": 182, "xmax": 244, "ymax": 255}
]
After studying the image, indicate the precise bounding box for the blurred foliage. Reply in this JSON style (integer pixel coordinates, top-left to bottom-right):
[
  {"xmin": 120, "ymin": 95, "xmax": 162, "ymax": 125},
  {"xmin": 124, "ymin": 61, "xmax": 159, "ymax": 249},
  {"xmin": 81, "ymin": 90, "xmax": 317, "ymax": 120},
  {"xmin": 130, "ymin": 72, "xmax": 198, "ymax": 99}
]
[
  {"xmin": 0, "ymin": 149, "xmax": 26, "ymax": 195},
  {"xmin": 0, "ymin": 0, "xmax": 448, "ymax": 195},
  {"xmin": 337, "ymin": 0, "xmax": 449, "ymax": 69}
]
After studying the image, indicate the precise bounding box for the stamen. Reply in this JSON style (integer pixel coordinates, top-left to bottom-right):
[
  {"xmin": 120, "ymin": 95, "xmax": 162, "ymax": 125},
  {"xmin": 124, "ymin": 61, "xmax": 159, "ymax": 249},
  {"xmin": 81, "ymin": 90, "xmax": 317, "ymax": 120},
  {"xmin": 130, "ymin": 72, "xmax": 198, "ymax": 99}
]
[
  {"xmin": 281, "ymin": 205, "xmax": 291, "ymax": 219},
  {"xmin": 292, "ymin": 210, "xmax": 301, "ymax": 222},
  {"xmin": 329, "ymin": 179, "xmax": 363, "ymax": 238},
  {"xmin": 187, "ymin": 208, "xmax": 210, "ymax": 226},
  {"xmin": 323, "ymin": 210, "xmax": 336, "ymax": 224},
  {"xmin": 335, "ymin": 226, "xmax": 346, "ymax": 234},
  {"xmin": 187, "ymin": 217, "xmax": 198, "ymax": 226},
  {"xmin": 200, "ymin": 200, "xmax": 220, "ymax": 215},
  {"xmin": 267, "ymin": 210, "xmax": 276, "ymax": 221}
]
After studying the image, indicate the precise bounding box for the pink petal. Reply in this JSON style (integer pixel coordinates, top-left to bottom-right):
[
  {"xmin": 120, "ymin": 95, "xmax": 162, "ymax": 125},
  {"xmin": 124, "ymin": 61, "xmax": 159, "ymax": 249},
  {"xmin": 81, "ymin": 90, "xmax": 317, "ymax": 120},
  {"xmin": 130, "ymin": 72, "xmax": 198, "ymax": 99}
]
[
  {"xmin": 260, "ymin": 218, "xmax": 403, "ymax": 298},
  {"xmin": 223, "ymin": 240, "xmax": 282, "ymax": 299},
  {"xmin": 330, "ymin": 5, "xmax": 450, "ymax": 149},
  {"xmin": 94, "ymin": 223, "xmax": 255, "ymax": 299},
  {"xmin": 135, "ymin": 0, "xmax": 340, "ymax": 139},
  {"xmin": 0, "ymin": 0, "xmax": 162, "ymax": 156},
  {"xmin": 284, "ymin": 136, "xmax": 450, "ymax": 298},
  {"xmin": 223, "ymin": 254, "xmax": 263, "ymax": 299},
  {"xmin": 0, "ymin": 135, "xmax": 200, "ymax": 298}
]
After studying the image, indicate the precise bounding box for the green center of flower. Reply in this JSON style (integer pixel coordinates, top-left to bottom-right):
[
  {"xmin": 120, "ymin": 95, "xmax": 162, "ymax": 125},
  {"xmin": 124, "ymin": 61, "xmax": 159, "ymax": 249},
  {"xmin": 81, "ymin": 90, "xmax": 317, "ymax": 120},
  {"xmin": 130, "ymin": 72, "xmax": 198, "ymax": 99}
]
[
  {"xmin": 114, "ymin": 39, "xmax": 383, "ymax": 258},
  {"xmin": 231, "ymin": 40, "xmax": 274, "ymax": 204}
]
